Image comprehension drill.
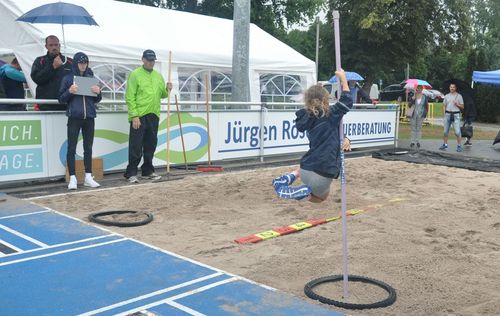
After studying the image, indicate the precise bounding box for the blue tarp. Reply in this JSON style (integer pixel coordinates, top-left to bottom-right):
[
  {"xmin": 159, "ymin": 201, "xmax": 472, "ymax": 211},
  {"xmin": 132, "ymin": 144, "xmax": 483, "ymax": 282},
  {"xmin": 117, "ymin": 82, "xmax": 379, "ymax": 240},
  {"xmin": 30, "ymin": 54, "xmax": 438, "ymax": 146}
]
[{"xmin": 472, "ymin": 69, "xmax": 500, "ymax": 86}]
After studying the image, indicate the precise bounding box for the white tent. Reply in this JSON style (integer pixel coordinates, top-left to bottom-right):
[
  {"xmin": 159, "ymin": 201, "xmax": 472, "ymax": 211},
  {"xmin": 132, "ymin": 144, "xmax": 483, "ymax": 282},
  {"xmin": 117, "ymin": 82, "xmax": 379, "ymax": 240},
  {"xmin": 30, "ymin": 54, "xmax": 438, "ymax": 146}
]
[{"xmin": 0, "ymin": 0, "xmax": 315, "ymax": 103}]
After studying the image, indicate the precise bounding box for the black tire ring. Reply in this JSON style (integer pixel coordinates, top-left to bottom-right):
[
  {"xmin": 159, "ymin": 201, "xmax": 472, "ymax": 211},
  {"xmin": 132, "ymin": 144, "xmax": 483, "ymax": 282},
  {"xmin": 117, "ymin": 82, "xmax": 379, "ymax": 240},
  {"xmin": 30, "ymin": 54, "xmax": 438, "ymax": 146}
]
[
  {"xmin": 88, "ymin": 210, "xmax": 153, "ymax": 227},
  {"xmin": 304, "ymin": 274, "xmax": 397, "ymax": 310}
]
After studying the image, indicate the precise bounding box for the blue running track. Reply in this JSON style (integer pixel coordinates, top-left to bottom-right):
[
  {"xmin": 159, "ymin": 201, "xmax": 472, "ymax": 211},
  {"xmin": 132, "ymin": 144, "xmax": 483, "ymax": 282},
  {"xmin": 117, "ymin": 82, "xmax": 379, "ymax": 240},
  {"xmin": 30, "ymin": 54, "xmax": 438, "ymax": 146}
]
[{"xmin": 0, "ymin": 192, "xmax": 343, "ymax": 316}]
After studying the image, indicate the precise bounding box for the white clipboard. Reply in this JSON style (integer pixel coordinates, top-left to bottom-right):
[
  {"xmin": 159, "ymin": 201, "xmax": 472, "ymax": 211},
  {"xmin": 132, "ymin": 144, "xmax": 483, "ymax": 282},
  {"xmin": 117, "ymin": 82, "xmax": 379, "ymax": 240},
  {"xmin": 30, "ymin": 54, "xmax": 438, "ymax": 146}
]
[{"xmin": 74, "ymin": 76, "xmax": 99, "ymax": 97}]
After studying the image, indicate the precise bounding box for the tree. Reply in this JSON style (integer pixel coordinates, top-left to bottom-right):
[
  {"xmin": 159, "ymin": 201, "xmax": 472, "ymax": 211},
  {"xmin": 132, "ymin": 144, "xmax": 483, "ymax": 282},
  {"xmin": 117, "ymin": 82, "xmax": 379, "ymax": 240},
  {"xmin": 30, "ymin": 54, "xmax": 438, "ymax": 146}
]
[
  {"xmin": 321, "ymin": 0, "xmax": 472, "ymax": 87},
  {"xmin": 118, "ymin": 0, "xmax": 325, "ymax": 38}
]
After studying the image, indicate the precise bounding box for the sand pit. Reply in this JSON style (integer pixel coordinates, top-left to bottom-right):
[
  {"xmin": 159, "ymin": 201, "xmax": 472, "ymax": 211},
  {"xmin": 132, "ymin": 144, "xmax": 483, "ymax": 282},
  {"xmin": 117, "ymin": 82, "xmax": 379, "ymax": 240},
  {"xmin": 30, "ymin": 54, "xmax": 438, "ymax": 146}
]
[{"xmin": 34, "ymin": 157, "xmax": 500, "ymax": 315}]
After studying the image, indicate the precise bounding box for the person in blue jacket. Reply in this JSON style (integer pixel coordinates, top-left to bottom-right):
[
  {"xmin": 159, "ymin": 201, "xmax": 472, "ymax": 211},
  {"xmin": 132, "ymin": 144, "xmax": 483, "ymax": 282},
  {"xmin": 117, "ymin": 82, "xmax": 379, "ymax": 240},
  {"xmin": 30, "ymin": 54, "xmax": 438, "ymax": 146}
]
[
  {"xmin": 0, "ymin": 58, "xmax": 27, "ymax": 111},
  {"xmin": 58, "ymin": 52, "xmax": 102, "ymax": 190},
  {"xmin": 272, "ymin": 69, "xmax": 353, "ymax": 202}
]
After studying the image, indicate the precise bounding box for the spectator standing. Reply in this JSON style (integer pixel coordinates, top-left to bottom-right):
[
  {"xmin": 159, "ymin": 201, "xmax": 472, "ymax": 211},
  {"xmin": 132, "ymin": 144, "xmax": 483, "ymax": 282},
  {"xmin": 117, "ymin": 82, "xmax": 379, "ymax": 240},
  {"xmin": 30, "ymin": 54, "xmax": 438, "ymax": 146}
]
[
  {"xmin": 348, "ymin": 80, "xmax": 372, "ymax": 103},
  {"xmin": 58, "ymin": 52, "xmax": 102, "ymax": 190},
  {"xmin": 439, "ymin": 83, "xmax": 464, "ymax": 152},
  {"xmin": 462, "ymin": 92, "xmax": 477, "ymax": 146},
  {"xmin": 408, "ymin": 85, "xmax": 429, "ymax": 149},
  {"xmin": 31, "ymin": 35, "xmax": 73, "ymax": 111},
  {"xmin": 0, "ymin": 58, "xmax": 26, "ymax": 111},
  {"xmin": 124, "ymin": 49, "xmax": 172, "ymax": 183}
]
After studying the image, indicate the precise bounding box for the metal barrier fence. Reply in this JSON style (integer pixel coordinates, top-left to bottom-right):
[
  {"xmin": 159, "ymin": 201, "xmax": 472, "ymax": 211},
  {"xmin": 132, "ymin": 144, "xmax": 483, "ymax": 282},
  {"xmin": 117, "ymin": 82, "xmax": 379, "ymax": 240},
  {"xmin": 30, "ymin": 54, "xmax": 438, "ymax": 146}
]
[
  {"xmin": 0, "ymin": 98, "xmax": 397, "ymax": 112},
  {"xmin": 399, "ymin": 101, "xmax": 438, "ymax": 125}
]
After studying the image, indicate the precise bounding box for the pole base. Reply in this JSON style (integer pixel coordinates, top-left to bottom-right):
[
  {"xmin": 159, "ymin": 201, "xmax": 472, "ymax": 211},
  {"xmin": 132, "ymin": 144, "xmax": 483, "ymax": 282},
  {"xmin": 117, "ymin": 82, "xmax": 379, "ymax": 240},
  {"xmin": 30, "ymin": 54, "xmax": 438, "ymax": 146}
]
[{"xmin": 304, "ymin": 274, "xmax": 396, "ymax": 310}]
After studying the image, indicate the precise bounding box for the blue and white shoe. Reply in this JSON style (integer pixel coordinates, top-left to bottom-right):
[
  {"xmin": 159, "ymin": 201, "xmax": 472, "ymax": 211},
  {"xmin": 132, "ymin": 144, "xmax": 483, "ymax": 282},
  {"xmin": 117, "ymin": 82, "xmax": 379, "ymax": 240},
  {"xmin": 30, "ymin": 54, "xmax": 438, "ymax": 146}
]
[
  {"xmin": 272, "ymin": 173, "xmax": 296, "ymax": 190},
  {"xmin": 277, "ymin": 185, "xmax": 311, "ymax": 200}
]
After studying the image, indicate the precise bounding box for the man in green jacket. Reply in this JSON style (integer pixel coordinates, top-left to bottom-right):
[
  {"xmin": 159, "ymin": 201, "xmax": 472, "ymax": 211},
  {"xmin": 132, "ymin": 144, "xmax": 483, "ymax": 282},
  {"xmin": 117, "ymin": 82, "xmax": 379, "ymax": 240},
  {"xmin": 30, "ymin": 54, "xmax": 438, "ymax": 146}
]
[{"xmin": 124, "ymin": 49, "xmax": 172, "ymax": 183}]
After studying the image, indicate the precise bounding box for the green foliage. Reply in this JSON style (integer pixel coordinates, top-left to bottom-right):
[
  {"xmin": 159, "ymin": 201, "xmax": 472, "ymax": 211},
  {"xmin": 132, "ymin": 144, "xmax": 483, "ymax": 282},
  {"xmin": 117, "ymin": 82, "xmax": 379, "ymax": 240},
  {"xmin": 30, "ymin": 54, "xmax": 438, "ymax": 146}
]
[
  {"xmin": 475, "ymin": 85, "xmax": 500, "ymax": 123},
  {"xmin": 118, "ymin": 0, "xmax": 324, "ymax": 38}
]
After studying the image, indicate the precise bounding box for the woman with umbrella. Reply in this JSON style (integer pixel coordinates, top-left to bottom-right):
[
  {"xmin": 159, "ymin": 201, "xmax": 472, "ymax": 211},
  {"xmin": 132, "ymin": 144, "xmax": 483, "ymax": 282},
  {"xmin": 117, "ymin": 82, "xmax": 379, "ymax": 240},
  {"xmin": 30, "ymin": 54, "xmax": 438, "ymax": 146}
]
[{"xmin": 407, "ymin": 85, "xmax": 429, "ymax": 149}]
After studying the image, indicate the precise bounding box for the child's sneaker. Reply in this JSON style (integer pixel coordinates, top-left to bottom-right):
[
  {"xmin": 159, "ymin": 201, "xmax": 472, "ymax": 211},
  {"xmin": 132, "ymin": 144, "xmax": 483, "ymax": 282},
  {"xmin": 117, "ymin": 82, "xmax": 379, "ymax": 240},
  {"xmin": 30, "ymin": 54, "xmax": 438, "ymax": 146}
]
[
  {"xmin": 456, "ymin": 145, "xmax": 463, "ymax": 152},
  {"xmin": 438, "ymin": 144, "xmax": 448, "ymax": 150},
  {"xmin": 277, "ymin": 185, "xmax": 311, "ymax": 200},
  {"xmin": 272, "ymin": 173, "xmax": 296, "ymax": 189}
]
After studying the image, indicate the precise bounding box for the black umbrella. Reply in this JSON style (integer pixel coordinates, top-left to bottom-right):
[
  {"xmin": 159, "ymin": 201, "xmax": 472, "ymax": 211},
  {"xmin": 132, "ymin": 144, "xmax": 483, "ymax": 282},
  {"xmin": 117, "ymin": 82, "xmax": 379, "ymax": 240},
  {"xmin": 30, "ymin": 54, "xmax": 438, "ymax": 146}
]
[
  {"xmin": 442, "ymin": 78, "xmax": 472, "ymax": 94},
  {"xmin": 16, "ymin": 2, "xmax": 98, "ymax": 49}
]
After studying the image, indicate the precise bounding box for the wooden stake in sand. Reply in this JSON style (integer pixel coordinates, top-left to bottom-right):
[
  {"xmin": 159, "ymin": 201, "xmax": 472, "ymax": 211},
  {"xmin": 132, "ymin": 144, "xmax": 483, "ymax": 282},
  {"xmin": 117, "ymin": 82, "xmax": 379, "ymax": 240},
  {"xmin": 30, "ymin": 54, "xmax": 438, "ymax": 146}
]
[
  {"xmin": 174, "ymin": 95, "xmax": 188, "ymax": 170},
  {"xmin": 196, "ymin": 74, "xmax": 223, "ymax": 172}
]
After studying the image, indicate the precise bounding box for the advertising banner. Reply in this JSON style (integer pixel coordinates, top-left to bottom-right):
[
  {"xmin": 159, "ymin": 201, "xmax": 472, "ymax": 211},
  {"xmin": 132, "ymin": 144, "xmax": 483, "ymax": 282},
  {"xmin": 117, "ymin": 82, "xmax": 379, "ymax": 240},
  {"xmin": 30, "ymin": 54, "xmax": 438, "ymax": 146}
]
[{"xmin": 0, "ymin": 108, "xmax": 397, "ymax": 183}]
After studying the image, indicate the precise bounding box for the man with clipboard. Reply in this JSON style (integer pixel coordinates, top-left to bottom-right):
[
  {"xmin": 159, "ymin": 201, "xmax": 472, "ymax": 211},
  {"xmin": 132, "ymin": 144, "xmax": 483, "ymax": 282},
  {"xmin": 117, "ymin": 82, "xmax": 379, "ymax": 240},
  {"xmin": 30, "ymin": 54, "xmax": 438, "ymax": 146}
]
[{"xmin": 58, "ymin": 52, "xmax": 102, "ymax": 190}]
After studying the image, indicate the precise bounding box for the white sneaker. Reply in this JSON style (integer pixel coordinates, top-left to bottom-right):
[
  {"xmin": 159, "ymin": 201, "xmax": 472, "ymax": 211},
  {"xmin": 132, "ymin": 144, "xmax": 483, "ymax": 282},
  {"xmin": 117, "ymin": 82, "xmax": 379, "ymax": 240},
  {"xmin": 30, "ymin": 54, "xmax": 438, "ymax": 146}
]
[
  {"xmin": 144, "ymin": 172, "xmax": 161, "ymax": 180},
  {"xmin": 68, "ymin": 175, "xmax": 77, "ymax": 190},
  {"xmin": 84, "ymin": 174, "xmax": 101, "ymax": 188},
  {"xmin": 127, "ymin": 175, "xmax": 139, "ymax": 183}
]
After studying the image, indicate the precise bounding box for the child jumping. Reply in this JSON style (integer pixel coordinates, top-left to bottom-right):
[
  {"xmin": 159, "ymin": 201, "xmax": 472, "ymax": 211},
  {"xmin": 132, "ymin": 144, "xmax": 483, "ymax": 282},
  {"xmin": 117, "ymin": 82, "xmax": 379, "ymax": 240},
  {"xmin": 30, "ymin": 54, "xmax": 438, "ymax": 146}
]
[{"xmin": 272, "ymin": 69, "xmax": 353, "ymax": 203}]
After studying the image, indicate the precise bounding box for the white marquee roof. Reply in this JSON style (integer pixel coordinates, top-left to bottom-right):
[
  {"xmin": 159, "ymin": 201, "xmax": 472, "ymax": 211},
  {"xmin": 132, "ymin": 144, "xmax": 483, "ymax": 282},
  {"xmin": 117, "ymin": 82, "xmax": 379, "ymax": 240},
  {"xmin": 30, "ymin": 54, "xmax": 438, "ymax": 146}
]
[{"xmin": 0, "ymin": 0, "xmax": 315, "ymax": 100}]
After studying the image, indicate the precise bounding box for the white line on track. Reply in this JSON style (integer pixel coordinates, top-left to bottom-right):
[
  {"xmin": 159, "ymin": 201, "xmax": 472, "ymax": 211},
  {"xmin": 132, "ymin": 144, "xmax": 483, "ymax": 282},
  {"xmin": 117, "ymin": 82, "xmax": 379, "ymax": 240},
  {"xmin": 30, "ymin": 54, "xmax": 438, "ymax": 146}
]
[
  {"xmin": 0, "ymin": 238, "xmax": 126, "ymax": 267},
  {"xmin": 0, "ymin": 210, "xmax": 50, "ymax": 220},
  {"xmin": 78, "ymin": 272, "xmax": 225, "ymax": 316},
  {"xmin": 1, "ymin": 234, "xmax": 115, "ymax": 258},
  {"xmin": 0, "ymin": 223, "xmax": 48, "ymax": 247},
  {"xmin": 163, "ymin": 301, "xmax": 206, "ymax": 316},
  {"xmin": 0, "ymin": 239, "xmax": 23, "ymax": 253},
  {"xmin": 115, "ymin": 277, "xmax": 239, "ymax": 316}
]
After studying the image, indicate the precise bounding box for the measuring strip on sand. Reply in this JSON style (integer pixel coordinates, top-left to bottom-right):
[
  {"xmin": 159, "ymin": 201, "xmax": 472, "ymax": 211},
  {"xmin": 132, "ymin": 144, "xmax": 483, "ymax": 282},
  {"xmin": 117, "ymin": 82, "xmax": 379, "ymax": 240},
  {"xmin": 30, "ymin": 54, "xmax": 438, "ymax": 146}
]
[{"xmin": 235, "ymin": 198, "xmax": 406, "ymax": 244}]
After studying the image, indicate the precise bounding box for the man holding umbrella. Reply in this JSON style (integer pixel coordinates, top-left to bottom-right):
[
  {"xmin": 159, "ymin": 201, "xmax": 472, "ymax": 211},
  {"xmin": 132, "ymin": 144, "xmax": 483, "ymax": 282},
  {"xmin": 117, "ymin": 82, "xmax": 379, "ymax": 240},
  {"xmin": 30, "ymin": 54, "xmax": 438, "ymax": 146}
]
[{"xmin": 31, "ymin": 35, "xmax": 73, "ymax": 111}]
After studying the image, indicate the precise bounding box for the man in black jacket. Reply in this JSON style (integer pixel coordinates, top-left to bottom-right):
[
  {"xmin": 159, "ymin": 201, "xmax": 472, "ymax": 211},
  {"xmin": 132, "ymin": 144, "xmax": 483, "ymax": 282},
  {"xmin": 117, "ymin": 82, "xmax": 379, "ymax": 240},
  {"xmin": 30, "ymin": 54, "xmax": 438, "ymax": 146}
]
[{"xmin": 31, "ymin": 35, "xmax": 73, "ymax": 111}]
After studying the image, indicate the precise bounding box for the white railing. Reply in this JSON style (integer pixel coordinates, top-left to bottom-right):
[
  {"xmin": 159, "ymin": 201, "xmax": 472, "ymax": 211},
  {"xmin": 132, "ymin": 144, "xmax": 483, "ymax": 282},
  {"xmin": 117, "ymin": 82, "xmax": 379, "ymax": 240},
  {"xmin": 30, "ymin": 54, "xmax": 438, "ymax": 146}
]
[{"xmin": 0, "ymin": 98, "xmax": 397, "ymax": 112}]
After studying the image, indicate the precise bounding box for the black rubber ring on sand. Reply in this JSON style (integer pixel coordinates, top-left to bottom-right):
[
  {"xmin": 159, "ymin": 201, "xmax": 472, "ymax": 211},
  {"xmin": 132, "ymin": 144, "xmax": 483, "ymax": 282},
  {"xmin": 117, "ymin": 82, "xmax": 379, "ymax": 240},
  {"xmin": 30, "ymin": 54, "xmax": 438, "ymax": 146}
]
[
  {"xmin": 304, "ymin": 274, "xmax": 397, "ymax": 310},
  {"xmin": 88, "ymin": 210, "xmax": 153, "ymax": 227}
]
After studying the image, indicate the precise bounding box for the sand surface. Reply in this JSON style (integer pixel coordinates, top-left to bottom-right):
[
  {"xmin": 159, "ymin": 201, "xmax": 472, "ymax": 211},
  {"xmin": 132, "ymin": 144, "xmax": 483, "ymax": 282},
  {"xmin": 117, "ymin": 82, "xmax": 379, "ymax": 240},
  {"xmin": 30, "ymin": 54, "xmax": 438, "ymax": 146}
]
[{"xmin": 34, "ymin": 157, "xmax": 500, "ymax": 315}]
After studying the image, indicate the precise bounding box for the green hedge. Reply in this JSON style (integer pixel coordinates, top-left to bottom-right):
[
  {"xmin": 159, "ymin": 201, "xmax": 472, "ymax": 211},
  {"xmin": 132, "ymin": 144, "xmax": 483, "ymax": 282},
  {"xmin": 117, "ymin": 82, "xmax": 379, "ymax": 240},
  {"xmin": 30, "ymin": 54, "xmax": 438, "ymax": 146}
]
[{"xmin": 476, "ymin": 85, "xmax": 500, "ymax": 123}]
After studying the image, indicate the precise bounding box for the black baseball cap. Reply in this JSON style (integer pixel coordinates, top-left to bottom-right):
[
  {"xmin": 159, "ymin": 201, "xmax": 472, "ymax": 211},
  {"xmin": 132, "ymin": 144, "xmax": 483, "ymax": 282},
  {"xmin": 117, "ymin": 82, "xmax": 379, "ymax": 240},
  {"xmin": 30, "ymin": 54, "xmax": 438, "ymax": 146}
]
[{"xmin": 142, "ymin": 49, "xmax": 156, "ymax": 61}]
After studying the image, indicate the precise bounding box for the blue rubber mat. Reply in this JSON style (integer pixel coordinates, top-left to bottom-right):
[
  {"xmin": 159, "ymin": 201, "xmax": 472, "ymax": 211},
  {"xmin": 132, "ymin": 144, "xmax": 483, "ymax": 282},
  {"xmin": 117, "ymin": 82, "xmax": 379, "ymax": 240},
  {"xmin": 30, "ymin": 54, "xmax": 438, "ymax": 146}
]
[{"xmin": 0, "ymin": 193, "xmax": 342, "ymax": 315}]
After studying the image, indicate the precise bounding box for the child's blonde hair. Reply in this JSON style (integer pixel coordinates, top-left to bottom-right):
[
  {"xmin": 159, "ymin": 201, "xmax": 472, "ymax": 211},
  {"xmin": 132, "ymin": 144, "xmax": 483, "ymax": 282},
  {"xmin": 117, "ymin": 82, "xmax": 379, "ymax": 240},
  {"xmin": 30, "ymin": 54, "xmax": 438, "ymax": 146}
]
[{"xmin": 304, "ymin": 84, "xmax": 330, "ymax": 117}]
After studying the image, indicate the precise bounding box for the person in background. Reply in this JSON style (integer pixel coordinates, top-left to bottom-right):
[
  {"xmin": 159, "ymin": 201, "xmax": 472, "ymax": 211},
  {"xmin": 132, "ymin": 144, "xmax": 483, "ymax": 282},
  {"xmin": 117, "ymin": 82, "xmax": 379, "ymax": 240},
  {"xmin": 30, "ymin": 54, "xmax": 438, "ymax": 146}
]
[
  {"xmin": 408, "ymin": 85, "xmax": 429, "ymax": 149},
  {"xmin": 439, "ymin": 83, "xmax": 464, "ymax": 152},
  {"xmin": 58, "ymin": 52, "xmax": 102, "ymax": 190},
  {"xmin": 31, "ymin": 35, "xmax": 73, "ymax": 111},
  {"xmin": 272, "ymin": 69, "xmax": 353, "ymax": 203},
  {"xmin": 124, "ymin": 49, "xmax": 172, "ymax": 183},
  {"xmin": 348, "ymin": 80, "xmax": 372, "ymax": 103},
  {"xmin": 0, "ymin": 58, "xmax": 27, "ymax": 111},
  {"xmin": 462, "ymin": 92, "xmax": 477, "ymax": 146}
]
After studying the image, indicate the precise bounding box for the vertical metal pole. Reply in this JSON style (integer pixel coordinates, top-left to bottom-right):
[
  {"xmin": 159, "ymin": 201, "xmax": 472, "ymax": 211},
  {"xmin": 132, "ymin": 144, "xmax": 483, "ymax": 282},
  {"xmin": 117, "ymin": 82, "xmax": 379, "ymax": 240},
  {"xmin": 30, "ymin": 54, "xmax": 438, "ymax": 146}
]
[
  {"xmin": 204, "ymin": 74, "xmax": 212, "ymax": 165},
  {"xmin": 333, "ymin": 10, "xmax": 349, "ymax": 299},
  {"xmin": 259, "ymin": 103, "xmax": 265, "ymax": 163},
  {"xmin": 232, "ymin": 0, "xmax": 251, "ymax": 102},
  {"xmin": 166, "ymin": 51, "xmax": 172, "ymax": 174},
  {"xmin": 315, "ymin": 16, "xmax": 320, "ymax": 83}
]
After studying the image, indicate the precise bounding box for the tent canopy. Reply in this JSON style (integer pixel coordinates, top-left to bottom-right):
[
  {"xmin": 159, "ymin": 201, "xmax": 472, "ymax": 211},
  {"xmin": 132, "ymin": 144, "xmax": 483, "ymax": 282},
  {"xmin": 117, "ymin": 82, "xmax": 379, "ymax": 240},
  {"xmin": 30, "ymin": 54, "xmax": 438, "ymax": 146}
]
[
  {"xmin": 0, "ymin": 0, "xmax": 315, "ymax": 102},
  {"xmin": 472, "ymin": 69, "xmax": 500, "ymax": 86}
]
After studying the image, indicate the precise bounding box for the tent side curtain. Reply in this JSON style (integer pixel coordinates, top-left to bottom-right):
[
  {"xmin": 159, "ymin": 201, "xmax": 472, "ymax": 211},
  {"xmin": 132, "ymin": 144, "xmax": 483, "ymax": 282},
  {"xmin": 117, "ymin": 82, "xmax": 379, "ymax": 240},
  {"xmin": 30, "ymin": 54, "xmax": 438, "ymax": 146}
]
[{"xmin": 472, "ymin": 70, "xmax": 500, "ymax": 86}]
